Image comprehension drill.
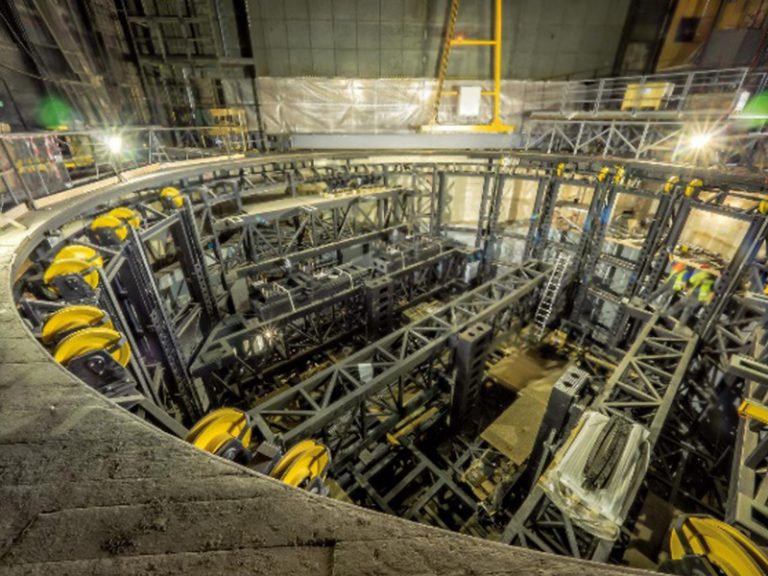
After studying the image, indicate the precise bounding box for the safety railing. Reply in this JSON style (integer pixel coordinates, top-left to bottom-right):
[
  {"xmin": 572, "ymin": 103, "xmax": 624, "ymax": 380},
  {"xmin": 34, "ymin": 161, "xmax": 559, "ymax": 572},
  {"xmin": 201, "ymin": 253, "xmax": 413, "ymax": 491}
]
[
  {"xmin": 0, "ymin": 126, "xmax": 265, "ymax": 214},
  {"xmin": 531, "ymin": 67, "xmax": 768, "ymax": 116},
  {"xmin": 3, "ymin": 68, "xmax": 768, "ymax": 216}
]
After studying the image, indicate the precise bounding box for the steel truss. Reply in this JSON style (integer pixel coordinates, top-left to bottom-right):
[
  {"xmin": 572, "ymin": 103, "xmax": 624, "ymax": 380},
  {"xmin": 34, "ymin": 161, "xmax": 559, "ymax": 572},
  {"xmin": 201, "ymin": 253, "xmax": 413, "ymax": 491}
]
[
  {"xmin": 111, "ymin": 230, "xmax": 205, "ymax": 422},
  {"xmin": 723, "ymin": 292, "xmax": 768, "ymax": 541},
  {"xmin": 340, "ymin": 436, "xmax": 484, "ymax": 533},
  {"xmin": 643, "ymin": 291, "xmax": 768, "ymax": 525},
  {"xmin": 523, "ymin": 116, "xmax": 768, "ymax": 169},
  {"xmin": 190, "ymin": 248, "xmax": 468, "ymax": 390},
  {"xmin": 248, "ymin": 260, "xmax": 550, "ymax": 453},
  {"xmin": 523, "ymin": 118, "xmax": 687, "ymax": 162},
  {"xmin": 728, "ymin": 356, "xmax": 768, "ymax": 541},
  {"xmin": 227, "ymin": 187, "xmax": 415, "ymax": 277},
  {"xmin": 502, "ymin": 313, "xmax": 697, "ymax": 562}
]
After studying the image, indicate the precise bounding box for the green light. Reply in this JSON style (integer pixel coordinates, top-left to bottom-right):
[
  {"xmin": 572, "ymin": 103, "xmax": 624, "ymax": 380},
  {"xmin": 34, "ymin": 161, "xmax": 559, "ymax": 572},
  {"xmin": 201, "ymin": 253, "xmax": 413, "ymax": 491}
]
[
  {"xmin": 741, "ymin": 92, "xmax": 768, "ymax": 129},
  {"xmin": 37, "ymin": 96, "xmax": 72, "ymax": 129}
]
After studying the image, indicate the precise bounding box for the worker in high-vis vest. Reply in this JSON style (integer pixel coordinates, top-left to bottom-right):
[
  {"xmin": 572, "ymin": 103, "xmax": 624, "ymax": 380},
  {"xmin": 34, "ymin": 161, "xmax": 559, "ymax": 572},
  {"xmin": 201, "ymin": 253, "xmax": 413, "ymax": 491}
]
[
  {"xmin": 689, "ymin": 266, "xmax": 716, "ymax": 304},
  {"xmin": 648, "ymin": 260, "xmax": 691, "ymax": 310},
  {"xmin": 670, "ymin": 264, "xmax": 717, "ymax": 325},
  {"xmin": 669, "ymin": 261, "xmax": 691, "ymax": 292}
]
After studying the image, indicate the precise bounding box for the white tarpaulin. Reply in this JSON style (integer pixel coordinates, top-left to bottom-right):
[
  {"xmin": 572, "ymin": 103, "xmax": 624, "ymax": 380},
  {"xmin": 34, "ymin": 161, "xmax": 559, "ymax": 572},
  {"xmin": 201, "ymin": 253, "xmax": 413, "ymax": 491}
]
[
  {"xmin": 225, "ymin": 77, "xmax": 576, "ymax": 134},
  {"xmin": 538, "ymin": 410, "xmax": 650, "ymax": 540}
]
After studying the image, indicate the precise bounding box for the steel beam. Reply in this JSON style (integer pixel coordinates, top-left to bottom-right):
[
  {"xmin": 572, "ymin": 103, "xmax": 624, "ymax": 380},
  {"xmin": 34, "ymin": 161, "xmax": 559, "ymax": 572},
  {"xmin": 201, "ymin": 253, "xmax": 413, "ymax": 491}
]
[
  {"xmin": 248, "ymin": 259, "xmax": 550, "ymax": 444},
  {"xmin": 502, "ymin": 313, "xmax": 697, "ymax": 561}
]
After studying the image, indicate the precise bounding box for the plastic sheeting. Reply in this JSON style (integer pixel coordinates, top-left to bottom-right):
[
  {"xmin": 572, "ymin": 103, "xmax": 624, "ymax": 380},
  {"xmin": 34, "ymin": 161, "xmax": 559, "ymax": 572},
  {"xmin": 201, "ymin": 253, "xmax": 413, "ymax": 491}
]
[
  {"xmin": 239, "ymin": 77, "xmax": 575, "ymax": 134},
  {"xmin": 538, "ymin": 410, "xmax": 650, "ymax": 541}
]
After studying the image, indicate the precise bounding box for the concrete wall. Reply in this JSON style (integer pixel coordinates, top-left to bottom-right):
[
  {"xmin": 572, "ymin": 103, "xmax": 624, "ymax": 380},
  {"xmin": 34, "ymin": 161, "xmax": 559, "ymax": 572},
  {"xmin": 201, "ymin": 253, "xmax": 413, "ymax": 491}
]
[{"xmin": 249, "ymin": 0, "xmax": 632, "ymax": 80}]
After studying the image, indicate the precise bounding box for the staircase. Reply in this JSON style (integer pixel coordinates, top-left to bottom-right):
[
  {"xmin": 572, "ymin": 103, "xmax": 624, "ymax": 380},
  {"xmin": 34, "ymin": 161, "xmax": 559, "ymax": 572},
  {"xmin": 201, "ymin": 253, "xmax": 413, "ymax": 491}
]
[{"xmin": 533, "ymin": 253, "xmax": 571, "ymax": 340}]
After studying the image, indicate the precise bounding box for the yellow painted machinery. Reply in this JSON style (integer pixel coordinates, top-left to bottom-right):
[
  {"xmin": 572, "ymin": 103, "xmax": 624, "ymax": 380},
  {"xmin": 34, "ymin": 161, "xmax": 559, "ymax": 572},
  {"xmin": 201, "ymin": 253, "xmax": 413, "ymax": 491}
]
[
  {"xmin": 186, "ymin": 408, "xmax": 253, "ymax": 464},
  {"xmin": 40, "ymin": 305, "xmax": 112, "ymax": 344},
  {"xmin": 207, "ymin": 108, "xmax": 247, "ymax": 138},
  {"xmin": 53, "ymin": 326, "xmax": 131, "ymax": 366},
  {"xmin": 160, "ymin": 186, "xmax": 184, "ymax": 209},
  {"xmin": 738, "ymin": 398, "xmax": 768, "ymax": 425},
  {"xmin": 88, "ymin": 206, "xmax": 141, "ymax": 245},
  {"xmin": 662, "ymin": 515, "xmax": 768, "ymax": 576},
  {"xmin": 684, "ymin": 179, "xmax": 703, "ymax": 197},
  {"xmin": 664, "ymin": 175, "xmax": 680, "ymax": 193},
  {"xmin": 90, "ymin": 214, "xmax": 129, "ymax": 244},
  {"xmin": 53, "ymin": 244, "xmax": 105, "ymax": 268},
  {"xmin": 185, "ymin": 409, "xmax": 332, "ymax": 494},
  {"xmin": 268, "ymin": 439, "xmax": 331, "ymax": 494},
  {"xmin": 43, "ymin": 244, "xmax": 103, "ymax": 299},
  {"xmin": 50, "ymin": 323, "xmax": 138, "ymax": 402},
  {"xmin": 106, "ymin": 207, "xmax": 141, "ymax": 229}
]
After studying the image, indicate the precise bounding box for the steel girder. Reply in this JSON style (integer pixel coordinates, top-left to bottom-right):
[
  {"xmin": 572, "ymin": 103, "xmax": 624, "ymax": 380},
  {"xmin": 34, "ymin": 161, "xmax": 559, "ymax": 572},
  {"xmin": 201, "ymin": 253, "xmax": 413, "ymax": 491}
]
[
  {"xmin": 523, "ymin": 119, "xmax": 688, "ymax": 162},
  {"xmin": 729, "ymin": 371, "xmax": 768, "ymax": 541},
  {"xmin": 191, "ymin": 248, "xmax": 468, "ymax": 382},
  {"xmin": 112, "ymin": 230, "xmax": 204, "ymax": 422},
  {"xmin": 226, "ymin": 187, "xmax": 415, "ymax": 275},
  {"xmin": 170, "ymin": 201, "xmax": 220, "ymax": 330},
  {"xmin": 343, "ymin": 439, "xmax": 480, "ymax": 531},
  {"xmin": 723, "ymin": 293, "xmax": 768, "ymax": 540},
  {"xmin": 523, "ymin": 176, "xmax": 557, "ymax": 261},
  {"xmin": 233, "ymin": 226, "xmax": 407, "ymax": 278},
  {"xmin": 502, "ymin": 313, "xmax": 697, "ymax": 562},
  {"xmin": 248, "ymin": 260, "xmax": 550, "ymax": 446},
  {"xmin": 568, "ymin": 180, "xmax": 616, "ymax": 325}
]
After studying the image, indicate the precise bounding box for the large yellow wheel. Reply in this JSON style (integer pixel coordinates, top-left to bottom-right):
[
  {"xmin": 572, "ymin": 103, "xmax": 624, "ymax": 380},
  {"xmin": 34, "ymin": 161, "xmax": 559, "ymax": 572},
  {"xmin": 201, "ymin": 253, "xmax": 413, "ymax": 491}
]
[
  {"xmin": 106, "ymin": 206, "xmax": 141, "ymax": 229},
  {"xmin": 41, "ymin": 305, "xmax": 112, "ymax": 344},
  {"xmin": 90, "ymin": 214, "xmax": 129, "ymax": 242},
  {"xmin": 270, "ymin": 439, "xmax": 330, "ymax": 489},
  {"xmin": 160, "ymin": 186, "xmax": 184, "ymax": 208},
  {"xmin": 53, "ymin": 244, "xmax": 104, "ymax": 269},
  {"xmin": 669, "ymin": 515, "xmax": 768, "ymax": 576},
  {"xmin": 43, "ymin": 258, "xmax": 100, "ymax": 290},
  {"xmin": 53, "ymin": 327, "xmax": 131, "ymax": 367},
  {"xmin": 186, "ymin": 408, "xmax": 253, "ymax": 457}
]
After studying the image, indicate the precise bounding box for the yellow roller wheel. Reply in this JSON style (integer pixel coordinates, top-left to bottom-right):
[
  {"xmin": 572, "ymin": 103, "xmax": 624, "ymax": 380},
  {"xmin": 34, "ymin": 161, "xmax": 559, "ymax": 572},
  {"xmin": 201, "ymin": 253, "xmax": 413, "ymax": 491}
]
[
  {"xmin": 43, "ymin": 257, "xmax": 100, "ymax": 290},
  {"xmin": 41, "ymin": 305, "xmax": 112, "ymax": 344},
  {"xmin": 53, "ymin": 327, "xmax": 131, "ymax": 367},
  {"xmin": 90, "ymin": 214, "xmax": 129, "ymax": 242},
  {"xmin": 186, "ymin": 408, "xmax": 253, "ymax": 457},
  {"xmin": 160, "ymin": 186, "xmax": 184, "ymax": 208},
  {"xmin": 270, "ymin": 439, "xmax": 330, "ymax": 489},
  {"xmin": 669, "ymin": 515, "xmax": 768, "ymax": 576},
  {"xmin": 684, "ymin": 178, "xmax": 703, "ymax": 197},
  {"xmin": 107, "ymin": 206, "xmax": 141, "ymax": 229},
  {"xmin": 664, "ymin": 175, "xmax": 680, "ymax": 193},
  {"xmin": 53, "ymin": 244, "xmax": 104, "ymax": 268}
]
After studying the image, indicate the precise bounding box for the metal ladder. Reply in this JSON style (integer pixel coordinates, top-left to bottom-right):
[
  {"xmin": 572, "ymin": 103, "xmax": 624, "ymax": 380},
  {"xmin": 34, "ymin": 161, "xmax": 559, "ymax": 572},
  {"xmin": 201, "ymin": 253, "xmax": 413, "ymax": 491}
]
[{"xmin": 533, "ymin": 253, "xmax": 571, "ymax": 340}]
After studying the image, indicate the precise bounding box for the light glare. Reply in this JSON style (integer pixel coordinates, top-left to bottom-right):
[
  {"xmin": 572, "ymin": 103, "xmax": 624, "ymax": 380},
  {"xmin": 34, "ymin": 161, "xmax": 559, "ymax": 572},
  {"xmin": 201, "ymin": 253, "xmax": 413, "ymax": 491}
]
[
  {"xmin": 689, "ymin": 132, "xmax": 713, "ymax": 150},
  {"xmin": 105, "ymin": 135, "xmax": 122, "ymax": 154}
]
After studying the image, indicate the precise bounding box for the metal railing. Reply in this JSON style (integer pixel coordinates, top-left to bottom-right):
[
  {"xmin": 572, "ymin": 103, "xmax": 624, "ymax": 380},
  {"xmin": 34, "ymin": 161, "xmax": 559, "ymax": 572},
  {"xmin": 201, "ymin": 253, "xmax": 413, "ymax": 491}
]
[
  {"xmin": 530, "ymin": 67, "xmax": 768, "ymax": 116},
  {"xmin": 3, "ymin": 67, "xmax": 768, "ymax": 216},
  {"xmin": 0, "ymin": 126, "xmax": 265, "ymax": 214}
]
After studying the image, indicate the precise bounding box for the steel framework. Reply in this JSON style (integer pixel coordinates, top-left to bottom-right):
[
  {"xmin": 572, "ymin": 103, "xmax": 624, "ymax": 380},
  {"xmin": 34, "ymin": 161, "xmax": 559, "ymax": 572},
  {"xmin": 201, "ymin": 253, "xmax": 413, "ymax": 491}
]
[
  {"xmin": 248, "ymin": 260, "xmax": 550, "ymax": 452},
  {"xmin": 501, "ymin": 313, "xmax": 697, "ymax": 562}
]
